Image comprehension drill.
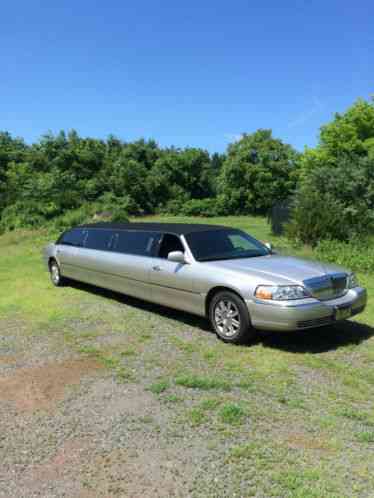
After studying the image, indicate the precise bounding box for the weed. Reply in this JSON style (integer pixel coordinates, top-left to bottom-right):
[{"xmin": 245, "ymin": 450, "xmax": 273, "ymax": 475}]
[
  {"xmin": 147, "ymin": 379, "xmax": 169, "ymax": 394},
  {"xmin": 175, "ymin": 374, "xmax": 231, "ymax": 391},
  {"xmin": 219, "ymin": 403, "xmax": 246, "ymax": 425}
]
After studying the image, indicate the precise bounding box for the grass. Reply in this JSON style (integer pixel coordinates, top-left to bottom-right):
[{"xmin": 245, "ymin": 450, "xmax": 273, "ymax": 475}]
[
  {"xmin": 175, "ymin": 373, "xmax": 232, "ymax": 391},
  {"xmin": 218, "ymin": 402, "xmax": 247, "ymax": 425},
  {"xmin": 356, "ymin": 431, "xmax": 374, "ymax": 443},
  {"xmin": 147, "ymin": 379, "xmax": 170, "ymax": 394},
  {"xmin": 1, "ymin": 214, "xmax": 374, "ymax": 498},
  {"xmin": 187, "ymin": 407, "xmax": 208, "ymax": 426},
  {"xmin": 185, "ymin": 397, "xmax": 222, "ymax": 426}
]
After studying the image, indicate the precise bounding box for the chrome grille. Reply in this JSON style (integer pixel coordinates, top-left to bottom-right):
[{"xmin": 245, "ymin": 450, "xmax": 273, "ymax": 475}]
[{"xmin": 304, "ymin": 273, "xmax": 347, "ymax": 301}]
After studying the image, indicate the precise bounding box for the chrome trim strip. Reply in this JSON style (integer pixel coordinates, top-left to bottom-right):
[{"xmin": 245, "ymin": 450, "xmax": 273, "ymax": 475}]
[{"xmin": 61, "ymin": 262, "xmax": 200, "ymax": 295}]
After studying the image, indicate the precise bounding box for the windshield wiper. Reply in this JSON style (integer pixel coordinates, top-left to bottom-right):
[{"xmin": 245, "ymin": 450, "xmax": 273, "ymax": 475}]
[
  {"xmin": 198, "ymin": 253, "xmax": 264, "ymax": 262},
  {"xmin": 198, "ymin": 256, "xmax": 235, "ymax": 262}
]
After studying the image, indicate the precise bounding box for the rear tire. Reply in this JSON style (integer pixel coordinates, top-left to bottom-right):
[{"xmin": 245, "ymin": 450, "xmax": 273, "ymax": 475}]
[
  {"xmin": 209, "ymin": 291, "xmax": 255, "ymax": 344},
  {"xmin": 49, "ymin": 260, "xmax": 67, "ymax": 287}
]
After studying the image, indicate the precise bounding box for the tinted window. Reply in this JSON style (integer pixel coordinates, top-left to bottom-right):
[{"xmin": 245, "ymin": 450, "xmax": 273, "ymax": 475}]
[
  {"xmin": 59, "ymin": 228, "xmax": 86, "ymax": 247},
  {"xmin": 114, "ymin": 231, "xmax": 158, "ymax": 257},
  {"xmin": 85, "ymin": 229, "xmax": 113, "ymax": 251},
  {"xmin": 158, "ymin": 234, "xmax": 184, "ymax": 259},
  {"xmin": 185, "ymin": 229, "xmax": 270, "ymax": 262}
]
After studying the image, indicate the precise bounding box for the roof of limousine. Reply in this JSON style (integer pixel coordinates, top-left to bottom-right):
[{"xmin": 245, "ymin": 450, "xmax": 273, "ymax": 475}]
[{"xmin": 79, "ymin": 222, "xmax": 228, "ymax": 236}]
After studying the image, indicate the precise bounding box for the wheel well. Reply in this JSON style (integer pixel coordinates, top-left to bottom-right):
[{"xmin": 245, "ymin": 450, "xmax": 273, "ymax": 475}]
[
  {"xmin": 48, "ymin": 257, "xmax": 57, "ymax": 269},
  {"xmin": 205, "ymin": 286, "xmax": 245, "ymax": 317}
]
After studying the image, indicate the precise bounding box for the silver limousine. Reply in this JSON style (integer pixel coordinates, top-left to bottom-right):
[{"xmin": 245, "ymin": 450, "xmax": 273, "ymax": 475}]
[{"xmin": 43, "ymin": 222, "xmax": 367, "ymax": 343}]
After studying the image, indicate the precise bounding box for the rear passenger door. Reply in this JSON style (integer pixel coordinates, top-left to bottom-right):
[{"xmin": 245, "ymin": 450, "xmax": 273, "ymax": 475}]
[{"xmin": 108, "ymin": 230, "xmax": 160, "ymax": 300}]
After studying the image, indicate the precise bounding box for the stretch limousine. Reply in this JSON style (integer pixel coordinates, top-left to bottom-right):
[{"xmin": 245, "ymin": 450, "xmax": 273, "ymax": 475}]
[{"xmin": 43, "ymin": 222, "xmax": 367, "ymax": 343}]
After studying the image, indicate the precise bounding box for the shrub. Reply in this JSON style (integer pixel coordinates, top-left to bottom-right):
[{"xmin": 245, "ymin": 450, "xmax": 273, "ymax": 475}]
[
  {"xmin": 162, "ymin": 197, "xmax": 187, "ymax": 216},
  {"xmin": 287, "ymin": 154, "xmax": 374, "ymax": 245},
  {"xmin": 0, "ymin": 202, "xmax": 46, "ymax": 231},
  {"xmin": 314, "ymin": 238, "xmax": 374, "ymax": 273},
  {"xmin": 52, "ymin": 199, "xmax": 129, "ymax": 231},
  {"xmin": 98, "ymin": 192, "xmax": 140, "ymax": 217},
  {"xmin": 180, "ymin": 198, "xmax": 220, "ymax": 217},
  {"xmin": 109, "ymin": 206, "xmax": 130, "ymax": 223},
  {"xmin": 52, "ymin": 204, "xmax": 98, "ymax": 231}
]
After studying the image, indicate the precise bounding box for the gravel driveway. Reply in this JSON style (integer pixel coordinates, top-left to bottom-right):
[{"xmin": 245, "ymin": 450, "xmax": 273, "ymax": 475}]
[
  {"xmin": 0, "ymin": 309, "xmax": 210, "ymax": 498},
  {"xmin": 1, "ymin": 233, "xmax": 374, "ymax": 498}
]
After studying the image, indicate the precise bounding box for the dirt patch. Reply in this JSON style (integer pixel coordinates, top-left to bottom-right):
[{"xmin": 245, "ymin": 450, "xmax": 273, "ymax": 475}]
[
  {"xmin": 82, "ymin": 447, "xmax": 193, "ymax": 498},
  {"xmin": 0, "ymin": 317, "xmax": 28, "ymax": 334},
  {"xmin": 0, "ymin": 359, "xmax": 103, "ymax": 412},
  {"xmin": 20, "ymin": 438, "xmax": 91, "ymax": 492},
  {"xmin": 0, "ymin": 354, "xmax": 18, "ymax": 364},
  {"xmin": 286, "ymin": 432, "xmax": 333, "ymax": 452}
]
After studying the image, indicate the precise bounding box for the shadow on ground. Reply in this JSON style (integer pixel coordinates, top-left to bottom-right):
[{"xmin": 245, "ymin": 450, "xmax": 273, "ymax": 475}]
[
  {"xmin": 69, "ymin": 280, "xmax": 212, "ymax": 332},
  {"xmin": 258, "ymin": 320, "xmax": 374, "ymax": 354},
  {"xmin": 69, "ymin": 280, "xmax": 373, "ymax": 354}
]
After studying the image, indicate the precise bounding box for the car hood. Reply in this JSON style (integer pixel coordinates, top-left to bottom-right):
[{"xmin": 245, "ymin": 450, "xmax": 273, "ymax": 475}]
[{"xmin": 203, "ymin": 255, "xmax": 347, "ymax": 285}]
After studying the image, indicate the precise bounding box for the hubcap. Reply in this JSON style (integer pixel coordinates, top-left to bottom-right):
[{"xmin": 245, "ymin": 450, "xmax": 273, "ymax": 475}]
[
  {"xmin": 51, "ymin": 264, "xmax": 60, "ymax": 284},
  {"xmin": 214, "ymin": 300, "xmax": 241, "ymax": 337}
]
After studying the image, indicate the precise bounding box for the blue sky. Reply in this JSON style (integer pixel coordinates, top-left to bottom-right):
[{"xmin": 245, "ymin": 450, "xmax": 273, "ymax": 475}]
[{"xmin": 1, "ymin": 1, "xmax": 373, "ymax": 152}]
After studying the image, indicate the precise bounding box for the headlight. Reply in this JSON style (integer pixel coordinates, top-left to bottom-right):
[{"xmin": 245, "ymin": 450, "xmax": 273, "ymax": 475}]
[
  {"xmin": 255, "ymin": 285, "xmax": 310, "ymax": 301},
  {"xmin": 348, "ymin": 273, "xmax": 359, "ymax": 289}
]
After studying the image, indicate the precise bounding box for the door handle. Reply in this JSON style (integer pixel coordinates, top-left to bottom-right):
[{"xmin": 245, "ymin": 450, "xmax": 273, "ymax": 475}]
[{"xmin": 152, "ymin": 265, "xmax": 162, "ymax": 272}]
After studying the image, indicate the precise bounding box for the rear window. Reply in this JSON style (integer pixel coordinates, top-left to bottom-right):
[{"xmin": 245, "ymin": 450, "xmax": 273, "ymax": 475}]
[
  {"xmin": 113, "ymin": 231, "xmax": 158, "ymax": 257},
  {"xmin": 85, "ymin": 229, "xmax": 113, "ymax": 251},
  {"xmin": 58, "ymin": 228, "xmax": 86, "ymax": 247}
]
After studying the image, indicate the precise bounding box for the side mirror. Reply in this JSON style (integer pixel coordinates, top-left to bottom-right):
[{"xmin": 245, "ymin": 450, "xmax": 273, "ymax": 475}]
[
  {"xmin": 167, "ymin": 251, "xmax": 187, "ymax": 264},
  {"xmin": 265, "ymin": 242, "xmax": 274, "ymax": 253}
]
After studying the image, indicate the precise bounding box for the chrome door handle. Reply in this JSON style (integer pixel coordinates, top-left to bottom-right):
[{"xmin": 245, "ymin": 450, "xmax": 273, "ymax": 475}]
[{"xmin": 152, "ymin": 265, "xmax": 162, "ymax": 271}]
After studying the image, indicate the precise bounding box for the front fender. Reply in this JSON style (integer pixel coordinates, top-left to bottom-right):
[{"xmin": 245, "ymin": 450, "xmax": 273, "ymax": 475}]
[{"xmin": 42, "ymin": 243, "xmax": 57, "ymax": 270}]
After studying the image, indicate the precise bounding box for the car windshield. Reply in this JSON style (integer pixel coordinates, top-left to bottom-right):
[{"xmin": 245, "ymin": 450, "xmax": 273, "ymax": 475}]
[{"xmin": 185, "ymin": 229, "xmax": 270, "ymax": 262}]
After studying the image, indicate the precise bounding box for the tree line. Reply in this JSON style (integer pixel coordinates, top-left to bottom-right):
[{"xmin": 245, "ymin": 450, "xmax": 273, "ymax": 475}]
[{"xmin": 1, "ymin": 97, "xmax": 373, "ymax": 245}]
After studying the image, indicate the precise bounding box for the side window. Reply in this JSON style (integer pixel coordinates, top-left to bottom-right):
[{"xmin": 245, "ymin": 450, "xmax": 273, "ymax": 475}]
[
  {"xmin": 113, "ymin": 231, "xmax": 158, "ymax": 257},
  {"xmin": 59, "ymin": 228, "xmax": 86, "ymax": 247},
  {"xmin": 158, "ymin": 234, "xmax": 184, "ymax": 259},
  {"xmin": 85, "ymin": 229, "xmax": 112, "ymax": 251},
  {"xmin": 228, "ymin": 234, "xmax": 257, "ymax": 251}
]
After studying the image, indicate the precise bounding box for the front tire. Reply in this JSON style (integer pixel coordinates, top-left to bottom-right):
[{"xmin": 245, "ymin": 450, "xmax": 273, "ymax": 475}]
[
  {"xmin": 209, "ymin": 291, "xmax": 255, "ymax": 344},
  {"xmin": 49, "ymin": 260, "xmax": 67, "ymax": 287}
]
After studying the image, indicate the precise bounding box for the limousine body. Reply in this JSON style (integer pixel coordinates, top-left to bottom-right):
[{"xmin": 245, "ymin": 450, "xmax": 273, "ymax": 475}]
[{"xmin": 43, "ymin": 222, "xmax": 367, "ymax": 343}]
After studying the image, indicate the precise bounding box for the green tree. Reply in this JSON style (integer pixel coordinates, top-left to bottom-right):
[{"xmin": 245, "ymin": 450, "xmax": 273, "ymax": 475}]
[
  {"xmin": 147, "ymin": 147, "xmax": 214, "ymax": 211},
  {"xmin": 289, "ymin": 98, "xmax": 374, "ymax": 244},
  {"xmin": 103, "ymin": 155, "xmax": 150, "ymax": 214},
  {"xmin": 299, "ymin": 97, "xmax": 374, "ymax": 178},
  {"xmin": 218, "ymin": 129, "xmax": 299, "ymax": 214},
  {"xmin": 0, "ymin": 132, "xmax": 27, "ymax": 213}
]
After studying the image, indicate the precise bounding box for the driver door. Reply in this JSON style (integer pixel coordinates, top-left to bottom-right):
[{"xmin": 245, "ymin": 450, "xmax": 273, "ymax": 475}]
[{"xmin": 149, "ymin": 233, "xmax": 196, "ymax": 313}]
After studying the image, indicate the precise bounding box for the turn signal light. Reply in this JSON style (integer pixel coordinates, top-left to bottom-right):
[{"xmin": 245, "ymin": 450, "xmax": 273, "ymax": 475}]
[{"xmin": 255, "ymin": 288, "xmax": 273, "ymax": 300}]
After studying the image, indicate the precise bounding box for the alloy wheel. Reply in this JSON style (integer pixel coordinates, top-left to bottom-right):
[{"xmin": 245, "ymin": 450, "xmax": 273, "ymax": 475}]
[
  {"xmin": 214, "ymin": 299, "xmax": 241, "ymax": 337},
  {"xmin": 51, "ymin": 263, "xmax": 60, "ymax": 285}
]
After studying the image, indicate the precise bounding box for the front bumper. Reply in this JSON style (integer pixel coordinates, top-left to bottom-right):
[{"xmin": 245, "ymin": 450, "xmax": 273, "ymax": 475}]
[{"xmin": 246, "ymin": 287, "xmax": 367, "ymax": 331}]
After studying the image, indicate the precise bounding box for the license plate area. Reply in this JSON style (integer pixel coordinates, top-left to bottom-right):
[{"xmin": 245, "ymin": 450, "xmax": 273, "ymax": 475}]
[{"xmin": 334, "ymin": 305, "xmax": 351, "ymax": 321}]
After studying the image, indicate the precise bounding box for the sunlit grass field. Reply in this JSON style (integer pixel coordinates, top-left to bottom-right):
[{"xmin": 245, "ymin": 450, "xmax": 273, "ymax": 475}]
[{"xmin": 1, "ymin": 215, "xmax": 374, "ymax": 497}]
